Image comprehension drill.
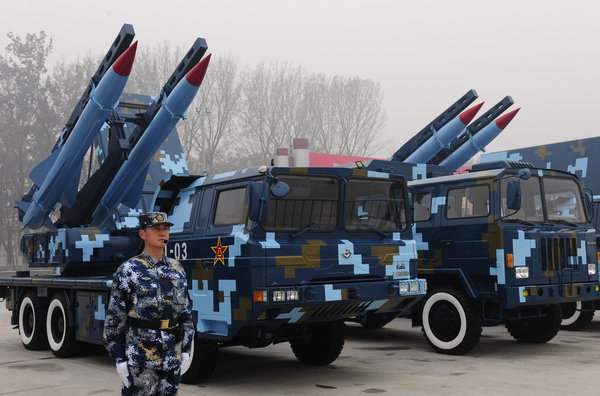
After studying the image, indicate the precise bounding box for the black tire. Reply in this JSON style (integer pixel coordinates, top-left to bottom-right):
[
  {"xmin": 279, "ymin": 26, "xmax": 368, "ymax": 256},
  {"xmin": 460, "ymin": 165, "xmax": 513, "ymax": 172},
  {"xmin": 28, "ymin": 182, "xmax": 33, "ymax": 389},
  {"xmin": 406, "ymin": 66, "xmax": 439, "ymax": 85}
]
[
  {"xmin": 180, "ymin": 335, "xmax": 218, "ymax": 384},
  {"xmin": 506, "ymin": 304, "xmax": 562, "ymax": 343},
  {"xmin": 18, "ymin": 291, "xmax": 48, "ymax": 350},
  {"xmin": 360, "ymin": 312, "xmax": 394, "ymax": 329},
  {"xmin": 561, "ymin": 301, "xmax": 595, "ymax": 331},
  {"xmin": 46, "ymin": 293, "xmax": 78, "ymax": 357},
  {"xmin": 421, "ymin": 286, "xmax": 482, "ymax": 355},
  {"xmin": 290, "ymin": 321, "xmax": 345, "ymax": 366}
]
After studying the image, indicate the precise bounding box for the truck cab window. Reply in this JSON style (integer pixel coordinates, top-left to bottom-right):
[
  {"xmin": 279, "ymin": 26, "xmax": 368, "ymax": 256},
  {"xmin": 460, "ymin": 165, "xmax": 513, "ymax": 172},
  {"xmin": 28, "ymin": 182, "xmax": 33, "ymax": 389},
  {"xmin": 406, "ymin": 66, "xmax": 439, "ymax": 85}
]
[
  {"xmin": 263, "ymin": 174, "xmax": 338, "ymax": 232},
  {"xmin": 500, "ymin": 176, "xmax": 544, "ymax": 222},
  {"xmin": 543, "ymin": 177, "xmax": 587, "ymax": 223},
  {"xmin": 214, "ymin": 188, "xmax": 247, "ymax": 226},
  {"xmin": 345, "ymin": 178, "xmax": 406, "ymax": 232},
  {"xmin": 446, "ymin": 185, "xmax": 490, "ymax": 219},
  {"xmin": 414, "ymin": 191, "xmax": 432, "ymax": 222}
]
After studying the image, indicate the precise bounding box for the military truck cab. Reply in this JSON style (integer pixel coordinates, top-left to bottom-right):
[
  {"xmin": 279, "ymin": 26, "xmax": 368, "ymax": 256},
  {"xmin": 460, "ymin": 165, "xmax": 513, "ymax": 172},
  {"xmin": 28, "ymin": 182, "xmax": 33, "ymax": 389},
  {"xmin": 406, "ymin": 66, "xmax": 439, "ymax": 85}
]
[
  {"xmin": 409, "ymin": 161, "xmax": 600, "ymax": 354},
  {"xmin": 154, "ymin": 166, "xmax": 426, "ymax": 381}
]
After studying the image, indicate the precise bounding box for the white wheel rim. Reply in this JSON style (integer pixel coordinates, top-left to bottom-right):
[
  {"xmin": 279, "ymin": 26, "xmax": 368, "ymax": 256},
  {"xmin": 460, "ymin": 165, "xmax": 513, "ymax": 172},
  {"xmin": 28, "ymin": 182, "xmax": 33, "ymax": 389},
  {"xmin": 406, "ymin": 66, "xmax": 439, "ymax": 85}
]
[
  {"xmin": 561, "ymin": 301, "xmax": 582, "ymax": 326},
  {"xmin": 422, "ymin": 292, "xmax": 467, "ymax": 350},
  {"xmin": 181, "ymin": 337, "xmax": 194, "ymax": 374},
  {"xmin": 19, "ymin": 297, "xmax": 35, "ymax": 344},
  {"xmin": 46, "ymin": 298, "xmax": 66, "ymax": 351}
]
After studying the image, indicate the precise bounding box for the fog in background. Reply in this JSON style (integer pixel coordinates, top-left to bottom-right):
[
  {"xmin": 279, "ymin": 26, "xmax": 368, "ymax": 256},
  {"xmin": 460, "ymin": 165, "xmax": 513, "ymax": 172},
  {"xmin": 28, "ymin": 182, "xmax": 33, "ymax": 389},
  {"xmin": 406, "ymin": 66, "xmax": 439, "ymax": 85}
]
[{"xmin": 3, "ymin": 0, "xmax": 599, "ymax": 155}]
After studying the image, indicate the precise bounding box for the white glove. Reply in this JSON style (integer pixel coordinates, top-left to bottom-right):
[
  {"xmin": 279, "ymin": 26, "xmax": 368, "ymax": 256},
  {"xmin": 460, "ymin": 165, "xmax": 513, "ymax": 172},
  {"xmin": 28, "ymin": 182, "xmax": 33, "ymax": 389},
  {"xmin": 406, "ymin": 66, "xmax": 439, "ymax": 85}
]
[
  {"xmin": 181, "ymin": 352, "xmax": 190, "ymax": 370},
  {"xmin": 116, "ymin": 361, "xmax": 131, "ymax": 388}
]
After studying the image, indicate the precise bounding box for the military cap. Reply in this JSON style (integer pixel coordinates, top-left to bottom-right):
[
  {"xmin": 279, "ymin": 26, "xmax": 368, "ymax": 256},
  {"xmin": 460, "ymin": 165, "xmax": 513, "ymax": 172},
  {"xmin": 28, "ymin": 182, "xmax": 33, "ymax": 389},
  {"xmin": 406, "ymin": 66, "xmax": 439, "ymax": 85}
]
[{"xmin": 139, "ymin": 212, "xmax": 174, "ymax": 229}]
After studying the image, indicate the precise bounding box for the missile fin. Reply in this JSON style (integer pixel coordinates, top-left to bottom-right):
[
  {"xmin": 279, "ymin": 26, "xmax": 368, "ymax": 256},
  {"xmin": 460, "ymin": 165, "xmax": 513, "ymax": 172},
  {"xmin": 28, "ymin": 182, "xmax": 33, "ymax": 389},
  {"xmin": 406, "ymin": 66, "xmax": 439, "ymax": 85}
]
[
  {"xmin": 58, "ymin": 162, "xmax": 83, "ymax": 208},
  {"xmin": 120, "ymin": 164, "xmax": 150, "ymax": 208},
  {"xmin": 15, "ymin": 200, "xmax": 31, "ymax": 213},
  {"xmin": 29, "ymin": 148, "xmax": 62, "ymax": 186}
]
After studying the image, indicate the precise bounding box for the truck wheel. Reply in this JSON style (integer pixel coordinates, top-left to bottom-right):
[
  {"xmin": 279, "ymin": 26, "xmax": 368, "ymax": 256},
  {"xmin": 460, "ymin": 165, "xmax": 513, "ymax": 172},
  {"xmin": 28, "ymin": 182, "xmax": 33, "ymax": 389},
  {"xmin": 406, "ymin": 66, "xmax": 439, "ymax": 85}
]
[
  {"xmin": 18, "ymin": 292, "xmax": 48, "ymax": 350},
  {"xmin": 180, "ymin": 335, "xmax": 218, "ymax": 384},
  {"xmin": 561, "ymin": 301, "xmax": 595, "ymax": 331},
  {"xmin": 506, "ymin": 304, "xmax": 562, "ymax": 343},
  {"xmin": 290, "ymin": 321, "xmax": 345, "ymax": 365},
  {"xmin": 46, "ymin": 294, "xmax": 78, "ymax": 357},
  {"xmin": 421, "ymin": 286, "xmax": 482, "ymax": 355}
]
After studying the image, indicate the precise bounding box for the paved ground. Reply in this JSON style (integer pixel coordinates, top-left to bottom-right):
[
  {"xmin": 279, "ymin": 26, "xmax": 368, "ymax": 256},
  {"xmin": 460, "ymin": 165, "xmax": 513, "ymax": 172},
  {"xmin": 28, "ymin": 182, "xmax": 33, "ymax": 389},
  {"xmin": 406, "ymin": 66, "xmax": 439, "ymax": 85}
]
[{"xmin": 0, "ymin": 305, "xmax": 599, "ymax": 395}]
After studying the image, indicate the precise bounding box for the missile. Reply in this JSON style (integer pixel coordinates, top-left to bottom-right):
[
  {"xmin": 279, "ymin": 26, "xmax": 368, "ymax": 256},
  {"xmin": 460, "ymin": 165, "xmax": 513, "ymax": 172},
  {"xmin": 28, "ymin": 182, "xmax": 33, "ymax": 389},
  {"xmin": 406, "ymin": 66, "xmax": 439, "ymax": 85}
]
[
  {"xmin": 439, "ymin": 108, "xmax": 521, "ymax": 173},
  {"xmin": 90, "ymin": 54, "xmax": 212, "ymax": 227},
  {"xmin": 390, "ymin": 90, "xmax": 478, "ymax": 162},
  {"xmin": 19, "ymin": 42, "xmax": 138, "ymax": 229},
  {"xmin": 404, "ymin": 102, "xmax": 484, "ymax": 164}
]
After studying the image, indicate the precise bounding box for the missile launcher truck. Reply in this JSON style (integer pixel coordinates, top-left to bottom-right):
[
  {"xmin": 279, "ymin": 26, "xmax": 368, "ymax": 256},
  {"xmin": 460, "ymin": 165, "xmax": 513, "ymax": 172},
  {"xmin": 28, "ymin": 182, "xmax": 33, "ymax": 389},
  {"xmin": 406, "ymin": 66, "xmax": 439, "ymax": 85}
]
[
  {"xmin": 353, "ymin": 90, "xmax": 600, "ymax": 354},
  {"xmin": 0, "ymin": 25, "xmax": 426, "ymax": 383},
  {"xmin": 483, "ymin": 136, "xmax": 600, "ymax": 330}
]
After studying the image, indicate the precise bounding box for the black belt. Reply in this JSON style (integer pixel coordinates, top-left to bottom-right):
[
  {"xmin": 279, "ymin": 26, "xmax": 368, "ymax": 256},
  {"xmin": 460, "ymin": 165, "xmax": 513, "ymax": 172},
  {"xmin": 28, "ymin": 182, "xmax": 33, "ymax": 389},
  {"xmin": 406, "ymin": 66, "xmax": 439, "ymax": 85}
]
[{"xmin": 130, "ymin": 317, "xmax": 182, "ymax": 330}]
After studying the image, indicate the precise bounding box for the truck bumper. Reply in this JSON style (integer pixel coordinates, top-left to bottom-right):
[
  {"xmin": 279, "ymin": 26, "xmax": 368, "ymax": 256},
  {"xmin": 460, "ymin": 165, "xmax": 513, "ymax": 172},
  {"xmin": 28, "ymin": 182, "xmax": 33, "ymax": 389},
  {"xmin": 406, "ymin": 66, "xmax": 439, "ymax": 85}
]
[
  {"xmin": 501, "ymin": 281, "xmax": 600, "ymax": 309},
  {"xmin": 254, "ymin": 278, "xmax": 427, "ymax": 325}
]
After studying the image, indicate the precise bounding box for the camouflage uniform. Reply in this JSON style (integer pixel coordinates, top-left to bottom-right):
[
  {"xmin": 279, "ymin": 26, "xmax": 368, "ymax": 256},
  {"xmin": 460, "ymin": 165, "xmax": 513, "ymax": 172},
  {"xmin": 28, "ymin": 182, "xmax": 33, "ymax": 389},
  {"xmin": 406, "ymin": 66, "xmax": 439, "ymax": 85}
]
[{"xmin": 104, "ymin": 251, "xmax": 194, "ymax": 395}]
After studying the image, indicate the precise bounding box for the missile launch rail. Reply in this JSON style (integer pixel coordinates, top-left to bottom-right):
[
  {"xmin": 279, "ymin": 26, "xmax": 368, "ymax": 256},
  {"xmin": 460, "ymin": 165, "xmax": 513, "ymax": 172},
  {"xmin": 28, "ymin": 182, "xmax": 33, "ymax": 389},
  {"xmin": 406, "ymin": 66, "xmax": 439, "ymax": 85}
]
[{"xmin": 0, "ymin": 24, "xmax": 427, "ymax": 383}]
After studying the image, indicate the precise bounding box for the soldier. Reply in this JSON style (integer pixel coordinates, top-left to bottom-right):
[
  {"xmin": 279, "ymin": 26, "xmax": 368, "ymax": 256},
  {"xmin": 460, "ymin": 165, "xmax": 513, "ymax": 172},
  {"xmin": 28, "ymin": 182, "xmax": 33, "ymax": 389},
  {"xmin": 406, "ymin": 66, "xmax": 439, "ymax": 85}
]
[{"xmin": 103, "ymin": 212, "xmax": 194, "ymax": 395}]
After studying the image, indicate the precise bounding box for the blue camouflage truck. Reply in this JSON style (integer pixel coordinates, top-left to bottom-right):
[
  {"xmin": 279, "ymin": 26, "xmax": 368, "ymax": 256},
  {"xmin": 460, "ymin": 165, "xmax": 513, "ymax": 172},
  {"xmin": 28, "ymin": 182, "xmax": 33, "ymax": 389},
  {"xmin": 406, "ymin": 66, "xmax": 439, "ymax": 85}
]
[
  {"xmin": 0, "ymin": 25, "xmax": 426, "ymax": 383},
  {"xmin": 357, "ymin": 91, "xmax": 600, "ymax": 354},
  {"xmin": 407, "ymin": 160, "xmax": 599, "ymax": 354},
  {"xmin": 483, "ymin": 136, "xmax": 600, "ymax": 330}
]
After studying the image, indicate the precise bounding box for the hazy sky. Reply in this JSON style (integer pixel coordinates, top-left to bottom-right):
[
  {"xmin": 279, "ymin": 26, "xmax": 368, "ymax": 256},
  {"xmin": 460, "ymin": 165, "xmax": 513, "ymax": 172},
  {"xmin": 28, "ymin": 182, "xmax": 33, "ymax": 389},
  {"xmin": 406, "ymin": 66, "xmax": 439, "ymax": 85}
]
[{"xmin": 1, "ymin": 0, "xmax": 599, "ymax": 158}]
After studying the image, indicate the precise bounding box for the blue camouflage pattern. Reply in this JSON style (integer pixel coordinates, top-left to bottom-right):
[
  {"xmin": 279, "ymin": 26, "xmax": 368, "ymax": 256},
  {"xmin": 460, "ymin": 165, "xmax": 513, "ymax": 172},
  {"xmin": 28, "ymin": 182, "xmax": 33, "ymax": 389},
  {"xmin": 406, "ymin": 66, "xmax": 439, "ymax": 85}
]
[
  {"xmin": 409, "ymin": 166, "xmax": 600, "ymax": 314},
  {"xmin": 122, "ymin": 365, "xmax": 180, "ymax": 396},
  {"xmin": 103, "ymin": 252, "xmax": 194, "ymax": 371}
]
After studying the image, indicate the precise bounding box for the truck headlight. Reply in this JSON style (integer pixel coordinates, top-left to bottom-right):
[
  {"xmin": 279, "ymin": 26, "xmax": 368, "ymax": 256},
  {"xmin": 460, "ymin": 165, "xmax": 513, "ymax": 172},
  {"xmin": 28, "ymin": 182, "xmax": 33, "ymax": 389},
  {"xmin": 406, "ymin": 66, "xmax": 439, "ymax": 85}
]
[
  {"xmin": 399, "ymin": 283, "xmax": 409, "ymax": 293},
  {"xmin": 273, "ymin": 290, "xmax": 285, "ymax": 302},
  {"xmin": 286, "ymin": 290, "xmax": 300, "ymax": 301},
  {"xmin": 588, "ymin": 263, "xmax": 597, "ymax": 275},
  {"xmin": 516, "ymin": 266, "xmax": 529, "ymax": 279},
  {"xmin": 273, "ymin": 289, "xmax": 301, "ymax": 302},
  {"xmin": 409, "ymin": 282, "xmax": 420, "ymax": 293}
]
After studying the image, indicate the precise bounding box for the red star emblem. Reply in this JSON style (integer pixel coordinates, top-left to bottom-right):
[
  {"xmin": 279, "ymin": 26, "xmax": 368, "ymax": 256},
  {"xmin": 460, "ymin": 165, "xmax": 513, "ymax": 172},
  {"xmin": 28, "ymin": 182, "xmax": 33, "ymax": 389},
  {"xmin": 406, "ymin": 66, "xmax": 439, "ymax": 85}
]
[{"xmin": 211, "ymin": 236, "xmax": 228, "ymax": 266}]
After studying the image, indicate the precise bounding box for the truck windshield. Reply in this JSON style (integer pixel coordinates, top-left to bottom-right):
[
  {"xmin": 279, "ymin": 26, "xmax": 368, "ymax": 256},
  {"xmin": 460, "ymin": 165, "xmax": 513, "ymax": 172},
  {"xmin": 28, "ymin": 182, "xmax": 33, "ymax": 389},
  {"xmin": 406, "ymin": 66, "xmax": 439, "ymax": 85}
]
[
  {"xmin": 263, "ymin": 174, "xmax": 338, "ymax": 232},
  {"xmin": 500, "ymin": 176, "xmax": 586, "ymax": 224},
  {"xmin": 543, "ymin": 177, "xmax": 587, "ymax": 223},
  {"xmin": 344, "ymin": 178, "xmax": 407, "ymax": 232}
]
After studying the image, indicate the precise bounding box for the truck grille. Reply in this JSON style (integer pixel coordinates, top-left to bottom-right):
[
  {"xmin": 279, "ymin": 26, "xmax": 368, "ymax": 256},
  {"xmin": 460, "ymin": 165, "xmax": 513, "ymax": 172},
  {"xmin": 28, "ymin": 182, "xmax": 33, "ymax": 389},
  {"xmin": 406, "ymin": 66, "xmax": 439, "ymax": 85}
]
[
  {"xmin": 308, "ymin": 301, "xmax": 372, "ymax": 319},
  {"xmin": 540, "ymin": 237, "xmax": 578, "ymax": 272}
]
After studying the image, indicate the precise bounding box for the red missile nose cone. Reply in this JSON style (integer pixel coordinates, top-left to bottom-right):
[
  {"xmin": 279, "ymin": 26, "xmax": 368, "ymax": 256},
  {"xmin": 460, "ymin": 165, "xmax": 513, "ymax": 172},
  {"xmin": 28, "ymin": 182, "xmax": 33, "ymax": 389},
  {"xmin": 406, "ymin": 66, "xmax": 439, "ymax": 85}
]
[
  {"xmin": 112, "ymin": 41, "xmax": 138, "ymax": 77},
  {"xmin": 458, "ymin": 102, "xmax": 484, "ymax": 125},
  {"xmin": 186, "ymin": 54, "xmax": 211, "ymax": 87},
  {"xmin": 495, "ymin": 108, "xmax": 521, "ymax": 130}
]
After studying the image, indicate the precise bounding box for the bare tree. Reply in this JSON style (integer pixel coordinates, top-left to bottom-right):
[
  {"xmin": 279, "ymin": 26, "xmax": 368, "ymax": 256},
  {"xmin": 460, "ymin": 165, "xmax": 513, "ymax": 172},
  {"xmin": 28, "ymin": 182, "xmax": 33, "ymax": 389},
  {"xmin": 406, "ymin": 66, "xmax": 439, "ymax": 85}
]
[
  {"xmin": 179, "ymin": 53, "xmax": 243, "ymax": 174},
  {"xmin": 0, "ymin": 32, "xmax": 56, "ymax": 269},
  {"xmin": 125, "ymin": 41, "xmax": 187, "ymax": 96},
  {"xmin": 238, "ymin": 62, "xmax": 305, "ymax": 165},
  {"xmin": 303, "ymin": 74, "xmax": 386, "ymax": 157}
]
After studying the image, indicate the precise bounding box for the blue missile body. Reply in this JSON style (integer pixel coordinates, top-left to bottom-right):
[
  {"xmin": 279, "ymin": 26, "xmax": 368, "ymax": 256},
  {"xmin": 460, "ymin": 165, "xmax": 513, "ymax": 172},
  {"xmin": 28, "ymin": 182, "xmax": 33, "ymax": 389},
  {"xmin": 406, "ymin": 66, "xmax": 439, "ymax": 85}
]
[
  {"xmin": 91, "ymin": 54, "xmax": 212, "ymax": 227},
  {"xmin": 405, "ymin": 103, "xmax": 483, "ymax": 164},
  {"xmin": 20, "ymin": 42, "xmax": 138, "ymax": 229},
  {"xmin": 440, "ymin": 108, "xmax": 521, "ymax": 172}
]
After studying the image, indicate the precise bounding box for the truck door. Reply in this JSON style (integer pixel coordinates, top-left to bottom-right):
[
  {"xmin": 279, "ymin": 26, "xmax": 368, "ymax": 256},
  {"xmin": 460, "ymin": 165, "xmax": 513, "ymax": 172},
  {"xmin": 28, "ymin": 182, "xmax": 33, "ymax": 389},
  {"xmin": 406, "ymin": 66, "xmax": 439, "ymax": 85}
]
[{"xmin": 439, "ymin": 181, "xmax": 494, "ymax": 294}]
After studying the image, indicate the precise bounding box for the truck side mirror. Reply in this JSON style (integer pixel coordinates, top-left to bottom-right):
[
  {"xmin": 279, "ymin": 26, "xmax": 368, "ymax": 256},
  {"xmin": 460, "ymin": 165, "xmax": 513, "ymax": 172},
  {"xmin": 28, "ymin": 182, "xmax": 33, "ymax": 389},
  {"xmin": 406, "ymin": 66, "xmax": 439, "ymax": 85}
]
[
  {"xmin": 248, "ymin": 181, "xmax": 270, "ymax": 223},
  {"xmin": 270, "ymin": 181, "xmax": 289, "ymax": 198},
  {"xmin": 506, "ymin": 180, "xmax": 521, "ymax": 211},
  {"xmin": 583, "ymin": 189, "xmax": 594, "ymax": 220}
]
